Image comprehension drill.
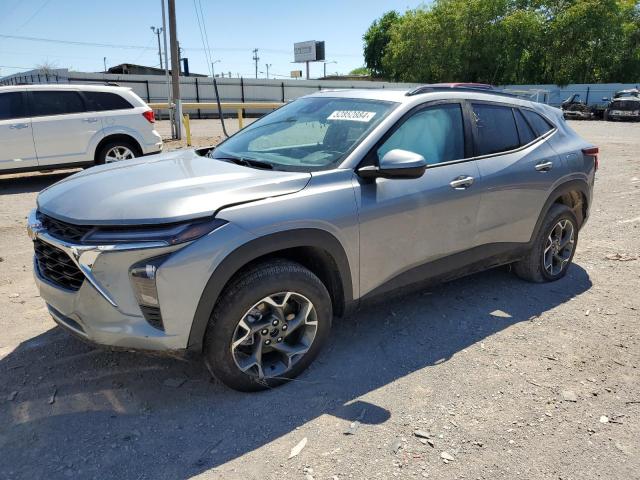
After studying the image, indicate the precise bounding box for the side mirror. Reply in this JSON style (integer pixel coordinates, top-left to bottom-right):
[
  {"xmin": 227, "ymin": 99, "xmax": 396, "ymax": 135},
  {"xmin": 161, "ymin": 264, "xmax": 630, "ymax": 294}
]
[{"xmin": 358, "ymin": 149, "xmax": 427, "ymax": 180}]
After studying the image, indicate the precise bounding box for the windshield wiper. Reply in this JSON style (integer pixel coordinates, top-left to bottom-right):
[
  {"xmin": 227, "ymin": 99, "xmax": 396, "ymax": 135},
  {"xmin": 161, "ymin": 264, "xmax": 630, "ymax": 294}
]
[{"xmin": 215, "ymin": 156, "xmax": 274, "ymax": 170}]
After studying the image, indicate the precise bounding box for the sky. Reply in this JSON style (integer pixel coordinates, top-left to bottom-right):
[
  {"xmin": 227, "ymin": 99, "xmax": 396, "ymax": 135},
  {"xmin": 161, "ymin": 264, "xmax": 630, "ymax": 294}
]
[{"xmin": 0, "ymin": 0, "xmax": 425, "ymax": 79}]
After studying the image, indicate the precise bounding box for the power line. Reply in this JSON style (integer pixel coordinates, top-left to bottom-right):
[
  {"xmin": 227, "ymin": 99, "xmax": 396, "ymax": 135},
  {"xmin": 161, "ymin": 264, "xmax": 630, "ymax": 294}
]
[
  {"xmin": 0, "ymin": 34, "xmax": 362, "ymax": 57},
  {"xmin": 16, "ymin": 0, "xmax": 52, "ymax": 31},
  {"xmin": 0, "ymin": 64, "xmax": 33, "ymax": 70},
  {"xmin": 198, "ymin": 0, "xmax": 215, "ymax": 70},
  {"xmin": 193, "ymin": 0, "xmax": 212, "ymax": 75}
]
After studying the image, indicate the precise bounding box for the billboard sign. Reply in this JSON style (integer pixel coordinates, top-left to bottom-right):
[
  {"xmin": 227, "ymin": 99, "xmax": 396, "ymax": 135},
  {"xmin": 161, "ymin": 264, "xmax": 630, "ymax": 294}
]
[{"xmin": 294, "ymin": 41, "xmax": 325, "ymax": 62}]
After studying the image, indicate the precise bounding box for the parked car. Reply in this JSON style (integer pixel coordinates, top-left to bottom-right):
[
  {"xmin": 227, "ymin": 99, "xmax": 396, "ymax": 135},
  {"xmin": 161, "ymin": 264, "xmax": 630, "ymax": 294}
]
[
  {"xmin": 27, "ymin": 85, "xmax": 597, "ymax": 391},
  {"xmin": 561, "ymin": 93, "xmax": 594, "ymax": 120},
  {"xmin": 0, "ymin": 84, "xmax": 162, "ymax": 174},
  {"xmin": 603, "ymin": 88, "xmax": 640, "ymax": 121}
]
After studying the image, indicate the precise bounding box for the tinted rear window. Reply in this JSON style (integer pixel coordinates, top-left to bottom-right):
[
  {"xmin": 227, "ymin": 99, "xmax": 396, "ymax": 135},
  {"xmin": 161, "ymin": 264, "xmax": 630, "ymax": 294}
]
[
  {"xmin": 84, "ymin": 91, "xmax": 133, "ymax": 111},
  {"xmin": 0, "ymin": 92, "xmax": 28, "ymax": 120},
  {"xmin": 472, "ymin": 103, "xmax": 520, "ymax": 156},
  {"xmin": 514, "ymin": 109, "xmax": 536, "ymax": 145},
  {"xmin": 521, "ymin": 109, "xmax": 554, "ymax": 136},
  {"xmin": 30, "ymin": 91, "xmax": 85, "ymax": 116}
]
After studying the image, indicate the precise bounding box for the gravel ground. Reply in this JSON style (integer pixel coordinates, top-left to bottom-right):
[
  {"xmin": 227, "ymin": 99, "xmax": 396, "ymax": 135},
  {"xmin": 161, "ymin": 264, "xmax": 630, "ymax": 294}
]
[{"xmin": 0, "ymin": 120, "xmax": 638, "ymax": 480}]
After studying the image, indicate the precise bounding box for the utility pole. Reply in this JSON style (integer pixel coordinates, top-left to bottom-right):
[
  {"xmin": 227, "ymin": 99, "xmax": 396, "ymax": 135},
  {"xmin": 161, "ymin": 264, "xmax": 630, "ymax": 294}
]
[
  {"xmin": 211, "ymin": 59, "xmax": 220, "ymax": 78},
  {"xmin": 323, "ymin": 60, "xmax": 337, "ymax": 79},
  {"xmin": 103, "ymin": 57, "xmax": 107, "ymax": 72},
  {"xmin": 265, "ymin": 63, "xmax": 272, "ymax": 79},
  {"xmin": 168, "ymin": 0, "xmax": 182, "ymax": 139},
  {"xmin": 161, "ymin": 0, "xmax": 174, "ymax": 138},
  {"xmin": 252, "ymin": 48, "xmax": 259, "ymax": 79},
  {"xmin": 150, "ymin": 26, "xmax": 163, "ymax": 69}
]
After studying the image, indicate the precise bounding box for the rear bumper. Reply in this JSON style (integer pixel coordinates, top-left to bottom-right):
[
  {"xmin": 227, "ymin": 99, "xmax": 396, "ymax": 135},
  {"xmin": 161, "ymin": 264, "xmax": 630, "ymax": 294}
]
[{"xmin": 141, "ymin": 130, "xmax": 163, "ymax": 155}]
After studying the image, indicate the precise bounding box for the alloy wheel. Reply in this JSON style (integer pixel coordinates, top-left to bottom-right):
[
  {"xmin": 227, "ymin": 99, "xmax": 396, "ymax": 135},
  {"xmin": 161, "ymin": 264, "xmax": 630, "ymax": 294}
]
[
  {"xmin": 104, "ymin": 146, "xmax": 135, "ymax": 163},
  {"xmin": 543, "ymin": 219, "xmax": 575, "ymax": 276},
  {"xmin": 230, "ymin": 292, "xmax": 318, "ymax": 379}
]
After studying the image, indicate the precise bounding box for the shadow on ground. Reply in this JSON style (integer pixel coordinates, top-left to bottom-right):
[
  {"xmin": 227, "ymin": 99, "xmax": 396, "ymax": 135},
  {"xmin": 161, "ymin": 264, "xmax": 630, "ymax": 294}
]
[
  {"xmin": 0, "ymin": 265, "xmax": 591, "ymax": 479},
  {"xmin": 0, "ymin": 170, "xmax": 78, "ymax": 195}
]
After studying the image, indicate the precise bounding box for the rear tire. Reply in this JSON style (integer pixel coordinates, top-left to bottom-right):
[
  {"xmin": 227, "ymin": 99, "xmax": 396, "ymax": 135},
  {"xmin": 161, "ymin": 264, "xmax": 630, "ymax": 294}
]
[
  {"xmin": 513, "ymin": 204, "xmax": 578, "ymax": 283},
  {"xmin": 203, "ymin": 260, "xmax": 332, "ymax": 391},
  {"xmin": 95, "ymin": 138, "xmax": 141, "ymax": 165}
]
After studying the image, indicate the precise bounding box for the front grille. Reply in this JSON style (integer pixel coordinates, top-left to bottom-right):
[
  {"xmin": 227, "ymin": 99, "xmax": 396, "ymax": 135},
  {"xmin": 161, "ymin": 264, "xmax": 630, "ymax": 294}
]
[
  {"xmin": 611, "ymin": 100, "xmax": 640, "ymax": 111},
  {"xmin": 38, "ymin": 212, "xmax": 93, "ymax": 243},
  {"xmin": 34, "ymin": 239, "xmax": 85, "ymax": 291}
]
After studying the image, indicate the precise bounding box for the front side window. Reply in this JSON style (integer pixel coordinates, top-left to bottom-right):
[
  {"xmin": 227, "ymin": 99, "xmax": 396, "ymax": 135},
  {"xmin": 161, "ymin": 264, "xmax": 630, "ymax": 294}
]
[
  {"xmin": 377, "ymin": 103, "xmax": 465, "ymax": 165},
  {"xmin": 84, "ymin": 91, "xmax": 133, "ymax": 111},
  {"xmin": 472, "ymin": 103, "xmax": 520, "ymax": 155},
  {"xmin": 30, "ymin": 91, "xmax": 85, "ymax": 117},
  {"xmin": 0, "ymin": 92, "xmax": 28, "ymax": 121},
  {"xmin": 210, "ymin": 97, "xmax": 397, "ymax": 171}
]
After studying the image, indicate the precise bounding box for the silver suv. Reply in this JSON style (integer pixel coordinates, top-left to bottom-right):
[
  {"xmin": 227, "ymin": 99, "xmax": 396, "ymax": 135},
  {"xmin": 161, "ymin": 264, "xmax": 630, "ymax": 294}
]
[{"xmin": 28, "ymin": 86, "xmax": 597, "ymax": 391}]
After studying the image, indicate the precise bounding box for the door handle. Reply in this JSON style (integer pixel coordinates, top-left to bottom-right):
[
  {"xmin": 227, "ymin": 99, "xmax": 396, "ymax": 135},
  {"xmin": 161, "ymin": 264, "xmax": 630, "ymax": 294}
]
[
  {"xmin": 83, "ymin": 118, "xmax": 99, "ymax": 123},
  {"xmin": 449, "ymin": 175, "xmax": 475, "ymax": 189},
  {"xmin": 535, "ymin": 161, "xmax": 553, "ymax": 172},
  {"xmin": 9, "ymin": 123, "xmax": 29, "ymax": 129}
]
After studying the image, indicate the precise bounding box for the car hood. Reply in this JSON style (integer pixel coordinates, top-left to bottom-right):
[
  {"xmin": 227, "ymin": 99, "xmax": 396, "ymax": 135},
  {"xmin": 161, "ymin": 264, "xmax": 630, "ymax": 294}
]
[{"xmin": 37, "ymin": 149, "xmax": 311, "ymax": 225}]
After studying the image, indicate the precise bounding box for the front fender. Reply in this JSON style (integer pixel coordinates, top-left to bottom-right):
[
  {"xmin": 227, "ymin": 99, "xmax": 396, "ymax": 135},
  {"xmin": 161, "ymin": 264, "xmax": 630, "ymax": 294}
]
[{"xmin": 186, "ymin": 228, "xmax": 354, "ymax": 351}]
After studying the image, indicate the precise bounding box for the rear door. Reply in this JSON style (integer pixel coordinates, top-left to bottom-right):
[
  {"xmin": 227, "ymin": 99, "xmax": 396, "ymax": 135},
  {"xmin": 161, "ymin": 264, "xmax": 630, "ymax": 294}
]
[
  {"xmin": 0, "ymin": 90, "xmax": 38, "ymax": 171},
  {"xmin": 355, "ymin": 101, "xmax": 482, "ymax": 296},
  {"xmin": 29, "ymin": 89, "xmax": 102, "ymax": 167},
  {"xmin": 472, "ymin": 102, "xmax": 563, "ymax": 246},
  {"xmin": 82, "ymin": 90, "xmax": 136, "ymax": 132}
]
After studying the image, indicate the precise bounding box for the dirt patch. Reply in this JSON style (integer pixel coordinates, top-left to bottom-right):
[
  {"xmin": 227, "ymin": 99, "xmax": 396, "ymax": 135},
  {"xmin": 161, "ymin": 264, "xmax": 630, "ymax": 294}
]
[{"xmin": 0, "ymin": 121, "xmax": 639, "ymax": 479}]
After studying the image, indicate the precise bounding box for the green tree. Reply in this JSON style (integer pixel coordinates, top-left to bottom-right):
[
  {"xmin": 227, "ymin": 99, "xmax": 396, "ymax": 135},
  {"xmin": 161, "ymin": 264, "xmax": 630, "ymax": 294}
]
[
  {"xmin": 349, "ymin": 67, "xmax": 370, "ymax": 75},
  {"xmin": 367, "ymin": 0, "xmax": 640, "ymax": 85},
  {"xmin": 363, "ymin": 10, "xmax": 400, "ymax": 78}
]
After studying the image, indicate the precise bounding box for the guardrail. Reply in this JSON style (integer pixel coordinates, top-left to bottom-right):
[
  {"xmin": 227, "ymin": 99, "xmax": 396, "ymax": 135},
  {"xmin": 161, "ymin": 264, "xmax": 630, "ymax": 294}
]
[{"xmin": 147, "ymin": 102, "xmax": 284, "ymax": 129}]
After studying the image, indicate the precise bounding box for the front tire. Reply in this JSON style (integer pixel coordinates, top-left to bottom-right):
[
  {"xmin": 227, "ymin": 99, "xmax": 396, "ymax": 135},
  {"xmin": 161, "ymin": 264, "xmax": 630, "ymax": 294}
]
[
  {"xmin": 513, "ymin": 204, "xmax": 578, "ymax": 283},
  {"xmin": 203, "ymin": 260, "xmax": 332, "ymax": 391}
]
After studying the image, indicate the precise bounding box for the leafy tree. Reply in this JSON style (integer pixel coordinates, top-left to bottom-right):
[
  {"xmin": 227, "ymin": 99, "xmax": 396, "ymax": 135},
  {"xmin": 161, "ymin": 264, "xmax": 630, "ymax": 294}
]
[
  {"xmin": 363, "ymin": 10, "xmax": 400, "ymax": 77},
  {"xmin": 349, "ymin": 67, "xmax": 370, "ymax": 75},
  {"xmin": 367, "ymin": 0, "xmax": 640, "ymax": 85}
]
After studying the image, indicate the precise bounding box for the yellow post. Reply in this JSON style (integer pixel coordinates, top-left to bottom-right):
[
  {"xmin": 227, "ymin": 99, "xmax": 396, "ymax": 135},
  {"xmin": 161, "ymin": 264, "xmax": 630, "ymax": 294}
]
[
  {"xmin": 182, "ymin": 114, "xmax": 191, "ymax": 146},
  {"xmin": 237, "ymin": 108, "xmax": 244, "ymax": 129}
]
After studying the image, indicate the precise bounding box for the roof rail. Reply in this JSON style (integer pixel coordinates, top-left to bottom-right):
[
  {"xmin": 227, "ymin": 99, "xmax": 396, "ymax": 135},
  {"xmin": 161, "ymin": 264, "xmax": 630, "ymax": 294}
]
[{"xmin": 406, "ymin": 84, "xmax": 520, "ymax": 99}]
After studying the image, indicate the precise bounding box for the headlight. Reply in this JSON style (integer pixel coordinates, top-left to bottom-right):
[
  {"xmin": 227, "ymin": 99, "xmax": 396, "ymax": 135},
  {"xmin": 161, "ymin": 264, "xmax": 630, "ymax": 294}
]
[{"xmin": 84, "ymin": 218, "xmax": 227, "ymax": 245}]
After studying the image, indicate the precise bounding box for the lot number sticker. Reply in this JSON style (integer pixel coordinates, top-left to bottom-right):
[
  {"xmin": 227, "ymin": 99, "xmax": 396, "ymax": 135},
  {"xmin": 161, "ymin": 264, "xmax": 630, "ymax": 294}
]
[{"xmin": 328, "ymin": 110, "xmax": 376, "ymax": 122}]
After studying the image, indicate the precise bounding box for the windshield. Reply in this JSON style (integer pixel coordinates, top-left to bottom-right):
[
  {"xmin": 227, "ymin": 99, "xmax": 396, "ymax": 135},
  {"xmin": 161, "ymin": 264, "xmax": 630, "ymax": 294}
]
[{"xmin": 210, "ymin": 96, "xmax": 397, "ymax": 171}]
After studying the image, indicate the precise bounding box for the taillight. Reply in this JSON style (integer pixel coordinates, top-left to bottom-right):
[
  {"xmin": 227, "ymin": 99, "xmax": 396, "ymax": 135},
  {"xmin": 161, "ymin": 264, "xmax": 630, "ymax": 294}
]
[
  {"xmin": 582, "ymin": 146, "xmax": 599, "ymax": 171},
  {"xmin": 142, "ymin": 110, "xmax": 155, "ymax": 123}
]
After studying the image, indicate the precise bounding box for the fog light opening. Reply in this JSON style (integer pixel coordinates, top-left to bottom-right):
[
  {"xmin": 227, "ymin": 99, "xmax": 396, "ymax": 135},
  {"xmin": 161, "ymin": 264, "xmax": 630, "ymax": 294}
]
[{"xmin": 130, "ymin": 257, "xmax": 167, "ymax": 330}]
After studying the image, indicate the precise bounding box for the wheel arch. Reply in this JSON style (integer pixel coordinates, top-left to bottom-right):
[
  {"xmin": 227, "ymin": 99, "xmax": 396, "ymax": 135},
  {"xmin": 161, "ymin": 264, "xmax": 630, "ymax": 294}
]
[
  {"xmin": 530, "ymin": 179, "xmax": 591, "ymax": 243},
  {"xmin": 94, "ymin": 133, "xmax": 142, "ymax": 162},
  {"xmin": 187, "ymin": 229, "xmax": 354, "ymax": 351}
]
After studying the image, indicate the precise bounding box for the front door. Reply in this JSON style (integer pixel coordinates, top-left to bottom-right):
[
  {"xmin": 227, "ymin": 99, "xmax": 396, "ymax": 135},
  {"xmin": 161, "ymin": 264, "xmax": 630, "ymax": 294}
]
[
  {"xmin": 354, "ymin": 102, "xmax": 483, "ymax": 297},
  {"xmin": 0, "ymin": 90, "xmax": 38, "ymax": 171}
]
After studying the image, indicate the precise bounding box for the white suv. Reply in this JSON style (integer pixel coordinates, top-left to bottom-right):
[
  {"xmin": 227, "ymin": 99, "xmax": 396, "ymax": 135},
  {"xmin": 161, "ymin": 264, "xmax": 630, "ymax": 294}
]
[{"xmin": 0, "ymin": 84, "xmax": 162, "ymax": 173}]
